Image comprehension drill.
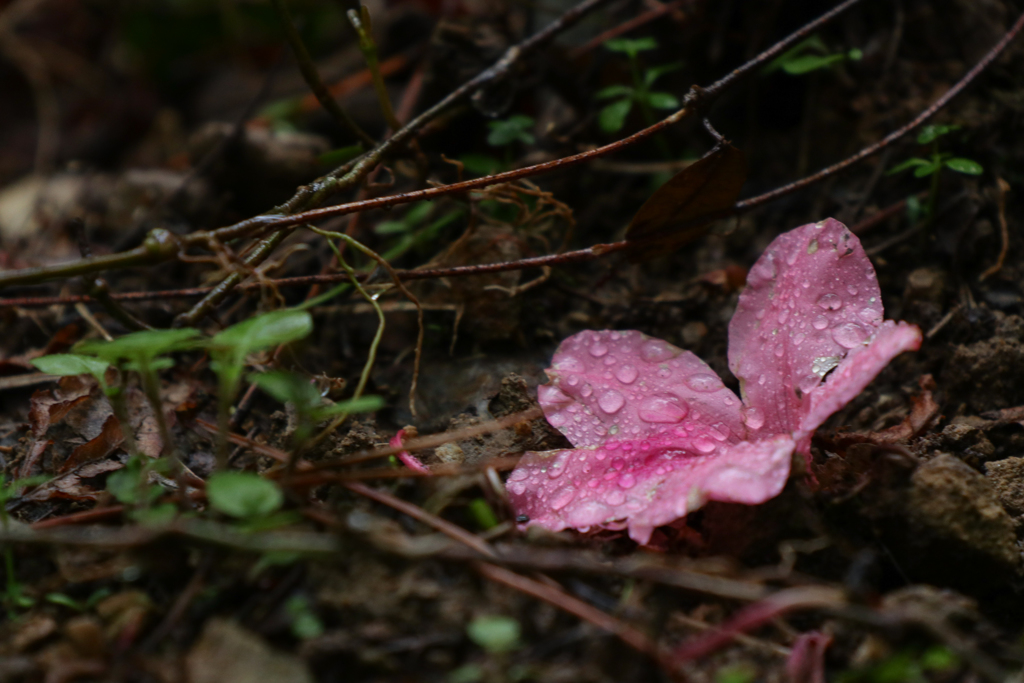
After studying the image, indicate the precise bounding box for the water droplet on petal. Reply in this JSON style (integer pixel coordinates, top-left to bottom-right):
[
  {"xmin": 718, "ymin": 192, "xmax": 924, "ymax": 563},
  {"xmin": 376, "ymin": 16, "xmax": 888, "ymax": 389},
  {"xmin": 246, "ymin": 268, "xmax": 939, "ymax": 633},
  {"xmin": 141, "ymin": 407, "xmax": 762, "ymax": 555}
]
[
  {"xmin": 547, "ymin": 451, "xmax": 571, "ymax": 478},
  {"xmin": 742, "ymin": 406, "xmax": 765, "ymax": 430},
  {"xmin": 566, "ymin": 375, "xmax": 579, "ymax": 387},
  {"xmin": 778, "ymin": 308, "xmax": 790, "ymax": 324},
  {"xmin": 812, "ymin": 316, "xmax": 829, "ymax": 330},
  {"xmin": 847, "ymin": 284, "xmax": 859, "ymax": 295},
  {"xmin": 606, "ymin": 490, "xmax": 625, "ymax": 506},
  {"xmin": 757, "ymin": 374, "xmax": 766, "ymax": 385},
  {"xmin": 509, "ymin": 482, "xmax": 526, "ymax": 495},
  {"xmin": 589, "ymin": 342, "xmax": 608, "ymax": 358},
  {"xmin": 817, "ymin": 293, "xmax": 842, "ymax": 310},
  {"xmin": 597, "ymin": 389, "xmax": 625, "ymax": 414},
  {"xmin": 686, "ymin": 373, "xmax": 721, "ymax": 392},
  {"xmin": 509, "ymin": 469, "xmax": 529, "ymax": 482},
  {"xmin": 812, "ymin": 356, "xmax": 841, "ymax": 377},
  {"xmin": 833, "ymin": 322, "xmax": 868, "ymax": 349},
  {"xmin": 774, "ymin": 344, "xmax": 784, "ymax": 358},
  {"xmin": 550, "ymin": 486, "xmax": 576, "ymax": 510},
  {"xmin": 793, "ymin": 332, "xmax": 805, "ymax": 346},
  {"xmin": 641, "ymin": 339, "xmax": 677, "ymax": 362},
  {"xmin": 798, "ymin": 374, "xmax": 820, "ymax": 393},
  {"xmin": 638, "ymin": 395, "xmax": 689, "ymax": 423},
  {"xmin": 615, "ymin": 364, "xmax": 639, "ymax": 384},
  {"xmin": 580, "ymin": 383, "xmax": 593, "ymax": 398},
  {"xmin": 618, "ymin": 473, "xmax": 636, "ymax": 489},
  {"xmin": 548, "ymin": 413, "xmax": 566, "ymax": 427},
  {"xmin": 694, "ymin": 437, "xmax": 716, "ymax": 453}
]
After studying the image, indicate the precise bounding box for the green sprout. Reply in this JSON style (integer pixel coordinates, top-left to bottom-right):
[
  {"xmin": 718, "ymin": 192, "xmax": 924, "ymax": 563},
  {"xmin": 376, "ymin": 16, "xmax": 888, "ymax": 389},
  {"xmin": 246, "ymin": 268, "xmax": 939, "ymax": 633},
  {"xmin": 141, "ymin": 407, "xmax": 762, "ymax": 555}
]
[
  {"xmin": 763, "ymin": 34, "xmax": 862, "ymax": 75},
  {"xmin": 205, "ymin": 470, "xmax": 299, "ymax": 531},
  {"xmin": 0, "ymin": 474, "xmax": 48, "ymax": 615},
  {"xmin": 597, "ymin": 37, "xmax": 680, "ymax": 134},
  {"xmin": 888, "ymin": 124, "xmax": 983, "ymax": 222},
  {"xmin": 374, "ymin": 201, "xmax": 465, "ymax": 262},
  {"xmin": 250, "ymin": 369, "xmax": 383, "ymax": 453},
  {"xmin": 207, "ymin": 309, "xmax": 314, "ymax": 468}
]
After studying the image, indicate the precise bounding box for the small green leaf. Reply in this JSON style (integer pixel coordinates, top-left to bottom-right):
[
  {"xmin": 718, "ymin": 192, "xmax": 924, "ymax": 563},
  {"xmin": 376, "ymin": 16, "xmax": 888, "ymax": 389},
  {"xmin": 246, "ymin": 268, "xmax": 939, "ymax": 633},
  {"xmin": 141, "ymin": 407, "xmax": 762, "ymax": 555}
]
[
  {"xmin": 595, "ymin": 84, "xmax": 634, "ymax": 100},
  {"xmin": 944, "ymin": 157, "xmax": 983, "ymax": 175},
  {"xmin": 468, "ymin": 498, "xmax": 499, "ymax": 530},
  {"xmin": 309, "ymin": 395, "xmax": 385, "ymax": 421},
  {"xmin": 107, "ymin": 457, "xmax": 146, "ymax": 505},
  {"xmin": 129, "ymin": 503, "xmax": 177, "ymax": 526},
  {"xmin": 206, "ymin": 471, "xmax": 283, "ymax": 520},
  {"xmin": 604, "ymin": 36, "xmax": 658, "ymax": 57},
  {"xmin": 913, "ymin": 161, "xmax": 942, "ymax": 178},
  {"xmin": 123, "ymin": 358, "xmax": 175, "ymax": 373},
  {"xmin": 487, "ymin": 115, "xmax": 535, "ymax": 147},
  {"xmin": 211, "ymin": 310, "xmax": 313, "ymax": 358},
  {"xmin": 78, "ymin": 328, "xmax": 201, "ymax": 363},
  {"xmin": 251, "ymin": 371, "xmax": 321, "ymax": 412},
  {"xmin": 599, "ymin": 98, "xmax": 633, "ymax": 133},
  {"xmin": 887, "ymin": 157, "xmax": 931, "ymax": 175},
  {"xmin": 31, "ymin": 354, "xmax": 110, "ymax": 381},
  {"xmin": 916, "ymin": 124, "xmax": 960, "ymax": 145},
  {"xmin": 318, "ymin": 143, "xmax": 363, "ymax": 167},
  {"xmin": 920, "ymin": 645, "xmax": 958, "ymax": 671},
  {"xmin": 781, "ymin": 53, "xmax": 845, "ymax": 75},
  {"xmin": 459, "ymin": 154, "xmax": 505, "ymax": 176},
  {"xmin": 45, "ymin": 593, "xmax": 85, "ymax": 611},
  {"xmin": 286, "ymin": 595, "xmax": 325, "ymax": 640},
  {"xmin": 644, "ymin": 61, "xmax": 682, "ymax": 87},
  {"xmin": 645, "ymin": 91, "xmax": 679, "ymax": 109},
  {"xmin": 715, "ymin": 663, "xmax": 757, "ymax": 683},
  {"xmin": 467, "ymin": 615, "xmax": 521, "ymax": 653},
  {"xmin": 847, "ymin": 47, "xmax": 863, "ymax": 61}
]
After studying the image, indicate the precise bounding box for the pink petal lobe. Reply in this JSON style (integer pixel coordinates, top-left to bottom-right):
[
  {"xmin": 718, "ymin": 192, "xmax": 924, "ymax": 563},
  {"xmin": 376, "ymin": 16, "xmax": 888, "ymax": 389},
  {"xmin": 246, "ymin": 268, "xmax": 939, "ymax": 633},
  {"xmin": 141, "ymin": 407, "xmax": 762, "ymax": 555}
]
[
  {"xmin": 508, "ymin": 433, "xmax": 794, "ymax": 545},
  {"xmin": 390, "ymin": 429, "xmax": 429, "ymax": 473},
  {"xmin": 540, "ymin": 330, "xmax": 743, "ymax": 448},
  {"xmin": 728, "ymin": 219, "xmax": 888, "ymax": 435},
  {"xmin": 798, "ymin": 320, "xmax": 922, "ymax": 437}
]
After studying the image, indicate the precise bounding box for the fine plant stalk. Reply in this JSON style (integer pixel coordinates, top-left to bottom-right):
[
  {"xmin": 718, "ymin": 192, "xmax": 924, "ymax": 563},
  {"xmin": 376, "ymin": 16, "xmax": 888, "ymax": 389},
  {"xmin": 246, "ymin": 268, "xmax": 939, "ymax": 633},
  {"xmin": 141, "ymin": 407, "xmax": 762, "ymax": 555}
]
[
  {"xmin": 348, "ymin": 6, "xmax": 401, "ymax": 132},
  {"xmin": 308, "ymin": 229, "xmax": 387, "ymax": 452},
  {"xmin": 270, "ymin": 0, "xmax": 374, "ymax": 146},
  {"xmin": 109, "ymin": 380, "xmax": 139, "ymax": 459}
]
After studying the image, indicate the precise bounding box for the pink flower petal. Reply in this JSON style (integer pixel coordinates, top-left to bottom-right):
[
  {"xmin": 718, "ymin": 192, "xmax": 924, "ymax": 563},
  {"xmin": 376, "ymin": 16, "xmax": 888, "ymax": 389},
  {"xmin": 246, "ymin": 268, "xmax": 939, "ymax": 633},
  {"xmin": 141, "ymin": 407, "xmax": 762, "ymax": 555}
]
[
  {"xmin": 508, "ymin": 433, "xmax": 794, "ymax": 545},
  {"xmin": 540, "ymin": 330, "xmax": 744, "ymax": 448},
  {"xmin": 728, "ymin": 219, "xmax": 891, "ymax": 436},
  {"xmin": 798, "ymin": 320, "xmax": 922, "ymax": 437},
  {"xmin": 390, "ymin": 429, "xmax": 429, "ymax": 474}
]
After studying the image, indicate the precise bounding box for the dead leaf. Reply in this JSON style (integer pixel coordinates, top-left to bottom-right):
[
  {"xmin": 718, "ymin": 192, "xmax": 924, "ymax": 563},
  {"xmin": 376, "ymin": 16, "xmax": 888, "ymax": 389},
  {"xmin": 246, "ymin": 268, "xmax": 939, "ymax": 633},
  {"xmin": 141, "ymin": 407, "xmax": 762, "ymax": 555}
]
[
  {"xmin": 59, "ymin": 415, "xmax": 123, "ymax": 474},
  {"xmin": 625, "ymin": 143, "xmax": 747, "ymax": 262}
]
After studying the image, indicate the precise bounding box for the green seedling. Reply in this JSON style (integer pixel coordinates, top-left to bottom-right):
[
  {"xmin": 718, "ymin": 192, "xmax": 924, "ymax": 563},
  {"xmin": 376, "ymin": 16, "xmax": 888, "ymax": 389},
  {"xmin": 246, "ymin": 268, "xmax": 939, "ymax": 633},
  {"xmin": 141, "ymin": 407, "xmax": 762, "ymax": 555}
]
[
  {"xmin": 764, "ymin": 34, "xmax": 862, "ymax": 75},
  {"xmin": 1, "ymin": 474, "xmax": 48, "ymax": 615},
  {"xmin": 466, "ymin": 614, "xmax": 521, "ymax": 654},
  {"xmin": 375, "ymin": 201, "xmax": 464, "ymax": 262},
  {"xmin": 487, "ymin": 115, "xmax": 535, "ymax": 147},
  {"xmin": 888, "ymin": 124, "xmax": 983, "ymax": 222},
  {"xmin": 477, "ymin": 114, "xmax": 536, "ymax": 169},
  {"xmin": 252, "ymin": 370, "xmax": 383, "ymax": 453},
  {"xmin": 284, "ymin": 594, "xmax": 325, "ymax": 640},
  {"xmin": 205, "ymin": 470, "xmax": 297, "ymax": 531},
  {"xmin": 76, "ymin": 328, "xmax": 202, "ymax": 462},
  {"xmin": 107, "ymin": 453, "xmax": 177, "ymax": 525},
  {"xmin": 597, "ymin": 37, "xmax": 680, "ymax": 135},
  {"xmin": 207, "ymin": 309, "xmax": 313, "ymax": 468},
  {"xmin": 468, "ymin": 498, "xmax": 499, "ymax": 530},
  {"xmin": 45, "ymin": 587, "xmax": 112, "ymax": 612}
]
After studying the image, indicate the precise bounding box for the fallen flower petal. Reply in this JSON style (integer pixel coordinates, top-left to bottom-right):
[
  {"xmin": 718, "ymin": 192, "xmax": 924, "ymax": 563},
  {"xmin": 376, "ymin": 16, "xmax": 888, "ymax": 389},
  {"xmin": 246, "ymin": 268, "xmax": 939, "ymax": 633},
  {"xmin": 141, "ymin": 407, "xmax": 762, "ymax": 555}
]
[{"xmin": 511, "ymin": 219, "xmax": 921, "ymax": 543}]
